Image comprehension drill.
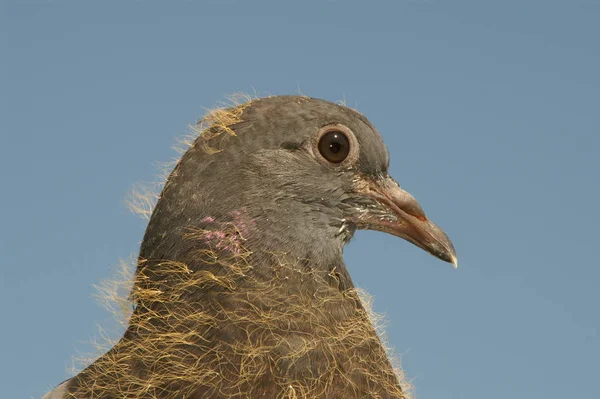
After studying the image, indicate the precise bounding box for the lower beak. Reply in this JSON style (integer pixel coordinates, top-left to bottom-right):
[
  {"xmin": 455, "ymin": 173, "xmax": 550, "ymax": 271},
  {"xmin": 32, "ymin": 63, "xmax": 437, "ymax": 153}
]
[{"xmin": 353, "ymin": 175, "xmax": 458, "ymax": 268}]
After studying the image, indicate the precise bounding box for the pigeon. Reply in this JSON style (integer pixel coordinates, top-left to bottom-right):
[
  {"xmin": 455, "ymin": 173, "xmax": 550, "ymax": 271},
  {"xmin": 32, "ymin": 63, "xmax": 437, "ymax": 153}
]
[{"xmin": 43, "ymin": 95, "xmax": 456, "ymax": 399}]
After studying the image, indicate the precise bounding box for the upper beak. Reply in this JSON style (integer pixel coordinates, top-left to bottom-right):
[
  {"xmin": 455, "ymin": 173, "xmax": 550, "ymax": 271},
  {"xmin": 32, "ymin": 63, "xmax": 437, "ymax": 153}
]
[{"xmin": 352, "ymin": 175, "xmax": 458, "ymax": 268}]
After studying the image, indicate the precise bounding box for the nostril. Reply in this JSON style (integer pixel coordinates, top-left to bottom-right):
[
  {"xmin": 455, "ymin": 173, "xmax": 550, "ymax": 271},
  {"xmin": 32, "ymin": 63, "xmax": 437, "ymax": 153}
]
[
  {"xmin": 368, "ymin": 176, "xmax": 429, "ymax": 222},
  {"xmin": 385, "ymin": 180, "xmax": 428, "ymax": 221},
  {"xmin": 401, "ymin": 202, "xmax": 427, "ymax": 222}
]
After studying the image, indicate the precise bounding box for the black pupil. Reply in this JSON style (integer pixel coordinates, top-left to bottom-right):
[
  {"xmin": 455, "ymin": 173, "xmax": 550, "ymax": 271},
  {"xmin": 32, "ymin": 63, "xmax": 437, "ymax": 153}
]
[
  {"xmin": 330, "ymin": 141, "xmax": 341, "ymax": 153},
  {"xmin": 318, "ymin": 130, "xmax": 350, "ymax": 163}
]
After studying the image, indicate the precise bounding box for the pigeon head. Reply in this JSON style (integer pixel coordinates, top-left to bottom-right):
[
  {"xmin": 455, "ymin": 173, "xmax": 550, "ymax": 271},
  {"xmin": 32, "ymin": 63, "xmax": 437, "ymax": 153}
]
[{"xmin": 141, "ymin": 95, "xmax": 456, "ymax": 269}]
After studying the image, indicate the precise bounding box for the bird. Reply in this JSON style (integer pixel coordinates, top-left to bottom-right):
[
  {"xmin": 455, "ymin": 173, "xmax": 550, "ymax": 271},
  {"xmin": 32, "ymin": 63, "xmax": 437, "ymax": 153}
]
[{"xmin": 43, "ymin": 95, "xmax": 456, "ymax": 399}]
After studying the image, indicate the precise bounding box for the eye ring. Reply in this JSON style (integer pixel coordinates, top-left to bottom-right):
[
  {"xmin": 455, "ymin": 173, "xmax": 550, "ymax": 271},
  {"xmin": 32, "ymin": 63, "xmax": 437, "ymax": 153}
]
[{"xmin": 313, "ymin": 124, "xmax": 359, "ymax": 166}]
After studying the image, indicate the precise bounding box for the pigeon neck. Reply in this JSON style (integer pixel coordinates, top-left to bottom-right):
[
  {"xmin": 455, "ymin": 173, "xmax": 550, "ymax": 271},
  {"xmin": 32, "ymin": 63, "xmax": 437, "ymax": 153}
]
[{"xmin": 138, "ymin": 209, "xmax": 356, "ymax": 292}]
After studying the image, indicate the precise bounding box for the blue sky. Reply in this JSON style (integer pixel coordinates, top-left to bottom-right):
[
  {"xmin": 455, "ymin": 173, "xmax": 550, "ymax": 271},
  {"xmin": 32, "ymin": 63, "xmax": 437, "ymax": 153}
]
[{"xmin": 2, "ymin": 1, "xmax": 599, "ymax": 398}]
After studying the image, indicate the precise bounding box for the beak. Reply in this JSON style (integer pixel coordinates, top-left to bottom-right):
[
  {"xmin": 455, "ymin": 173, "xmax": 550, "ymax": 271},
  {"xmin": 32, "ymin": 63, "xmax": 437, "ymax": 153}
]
[{"xmin": 352, "ymin": 175, "xmax": 458, "ymax": 268}]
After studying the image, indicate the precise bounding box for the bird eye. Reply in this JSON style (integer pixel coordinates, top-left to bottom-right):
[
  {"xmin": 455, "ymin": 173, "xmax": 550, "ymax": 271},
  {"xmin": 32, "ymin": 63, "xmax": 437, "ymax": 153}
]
[{"xmin": 318, "ymin": 130, "xmax": 350, "ymax": 163}]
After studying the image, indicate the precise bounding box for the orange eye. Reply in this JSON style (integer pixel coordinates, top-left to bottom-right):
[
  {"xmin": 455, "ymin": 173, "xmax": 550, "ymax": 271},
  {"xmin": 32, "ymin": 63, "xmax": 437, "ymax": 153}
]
[{"xmin": 318, "ymin": 130, "xmax": 350, "ymax": 163}]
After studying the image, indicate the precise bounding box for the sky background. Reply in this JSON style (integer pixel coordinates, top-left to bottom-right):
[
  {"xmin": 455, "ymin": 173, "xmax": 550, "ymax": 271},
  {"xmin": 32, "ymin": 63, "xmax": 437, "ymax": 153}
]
[{"xmin": 2, "ymin": 1, "xmax": 599, "ymax": 398}]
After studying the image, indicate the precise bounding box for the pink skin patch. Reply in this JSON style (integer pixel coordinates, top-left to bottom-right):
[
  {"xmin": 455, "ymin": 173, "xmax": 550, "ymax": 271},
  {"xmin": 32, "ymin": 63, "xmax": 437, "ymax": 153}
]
[
  {"xmin": 200, "ymin": 210, "xmax": 255, "ymax": 254},
  {"xmin": 230, "ymin": 210, "xmax": 255, "ymax": 237}
]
